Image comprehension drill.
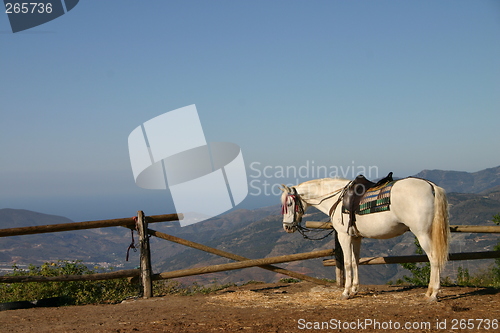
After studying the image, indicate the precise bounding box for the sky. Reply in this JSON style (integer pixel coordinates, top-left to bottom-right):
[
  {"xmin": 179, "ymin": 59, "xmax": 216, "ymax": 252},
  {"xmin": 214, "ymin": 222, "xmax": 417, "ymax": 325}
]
[{"xmin": 1, "ymin": 1, "xmax": 499, "ymax": 222}]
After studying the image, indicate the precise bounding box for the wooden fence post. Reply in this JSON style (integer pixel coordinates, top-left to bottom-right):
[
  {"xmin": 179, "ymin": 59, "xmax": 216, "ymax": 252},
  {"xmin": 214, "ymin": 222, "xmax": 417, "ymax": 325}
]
[
  {"xmin": 334, "ymin": 230, "xmax": 344, "ymax": 287},
  {"xmin": 137, "ymin": 211, "xmax": 153, "ymax": 298}
]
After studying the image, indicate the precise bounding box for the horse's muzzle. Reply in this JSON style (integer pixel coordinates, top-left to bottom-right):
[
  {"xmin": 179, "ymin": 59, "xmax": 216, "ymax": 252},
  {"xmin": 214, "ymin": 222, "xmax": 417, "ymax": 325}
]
[{"xmin": 283, "ymin": 224, "xmax": 296, "ymax": 233}]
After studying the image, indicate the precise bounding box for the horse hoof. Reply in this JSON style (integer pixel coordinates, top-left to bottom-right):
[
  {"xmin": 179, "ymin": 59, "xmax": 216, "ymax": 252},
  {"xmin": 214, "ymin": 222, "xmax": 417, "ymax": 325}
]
[
  {"xmin": 340, "ymin": 294, "xmax": 351, "ymax": 300},
  {"xmin": 425, "ymin": 295, "xmax": 438, "ymax": 303}
]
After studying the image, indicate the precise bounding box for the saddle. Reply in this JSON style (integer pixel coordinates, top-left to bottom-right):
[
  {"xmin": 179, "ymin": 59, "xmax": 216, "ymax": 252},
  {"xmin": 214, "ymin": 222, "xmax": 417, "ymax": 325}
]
[{"xmin": 342, "ymin": 172, "xmax": 393, "ymax": 236}]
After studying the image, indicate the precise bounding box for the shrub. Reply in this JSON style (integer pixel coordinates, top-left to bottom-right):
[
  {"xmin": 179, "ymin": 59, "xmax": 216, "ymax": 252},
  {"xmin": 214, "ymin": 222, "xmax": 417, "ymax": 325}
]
[{"xmin": 0, "ymin": 260, "xmax": 137, "ymax": 305}]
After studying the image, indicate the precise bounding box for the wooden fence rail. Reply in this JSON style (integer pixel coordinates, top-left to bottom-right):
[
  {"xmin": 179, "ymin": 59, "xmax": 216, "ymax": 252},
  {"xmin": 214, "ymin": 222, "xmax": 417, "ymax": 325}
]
[
  {"xmin": 323, "ymin": 251, "xmax": 500, "ymax": 266},
  {"xmin": 304, "ymin": 221, "xmax": 500, "ymax": 233},
  {"xmin": 148, "ymin": 249, "xmax": 334, "ymax": 282},
  {"xmin": 0, "ymin": 213, "xmax": 183, "ymax": 237}
]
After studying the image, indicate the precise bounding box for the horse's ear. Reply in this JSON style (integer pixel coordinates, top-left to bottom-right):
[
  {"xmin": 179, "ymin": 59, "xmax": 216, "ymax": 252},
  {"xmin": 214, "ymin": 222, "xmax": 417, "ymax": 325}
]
[{"xmin": 280, "ymin": 184, "xmax": 290, "ymax": 192}]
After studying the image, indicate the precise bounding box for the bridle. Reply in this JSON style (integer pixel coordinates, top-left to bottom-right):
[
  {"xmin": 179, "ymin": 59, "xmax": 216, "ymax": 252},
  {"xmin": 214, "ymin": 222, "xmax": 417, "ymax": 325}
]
[
  {"xmin": 281, "ymin": 187, "xmax": 344, "ymax": 240},
  {"xmin": 281, "ymin": 187, "xmax": 304, "ymax": 227}
]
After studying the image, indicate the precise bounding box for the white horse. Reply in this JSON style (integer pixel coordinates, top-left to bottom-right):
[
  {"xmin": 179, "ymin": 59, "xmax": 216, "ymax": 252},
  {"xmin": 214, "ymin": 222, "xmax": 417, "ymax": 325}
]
[{"xmin": 280, "ymin": 177, "xmax": 449, "ymax": 301}]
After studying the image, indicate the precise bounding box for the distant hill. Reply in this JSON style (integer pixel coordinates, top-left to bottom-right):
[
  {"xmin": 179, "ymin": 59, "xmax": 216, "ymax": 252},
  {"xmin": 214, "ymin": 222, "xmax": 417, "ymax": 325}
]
[
  {"xmin": 0, "ymin": 209, "xmax": 136, "ymax": 270},
  {"xmin": 413, "ymin": 166, "xmax": 500, "ymax": 193},
  {"xmin": 0, "ymin": 209, "xmax": 74, "ymax": 228},
  {"xmin": 0, "ymin": 206, "xmax": 280, "ymax": 273},
  {"xmin": 1, "ymin": 165, "xmax": 500, "ymax": 286}
]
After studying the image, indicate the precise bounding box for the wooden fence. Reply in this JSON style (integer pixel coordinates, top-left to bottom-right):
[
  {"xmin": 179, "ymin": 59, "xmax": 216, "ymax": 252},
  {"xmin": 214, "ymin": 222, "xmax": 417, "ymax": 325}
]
[
  {"xmin": 0, "ymin": 213, "xmax": 499, "ymax": 298},
  {"xmin": 0, "ymin": 211, "xmax": 335, "ymax": 299}
]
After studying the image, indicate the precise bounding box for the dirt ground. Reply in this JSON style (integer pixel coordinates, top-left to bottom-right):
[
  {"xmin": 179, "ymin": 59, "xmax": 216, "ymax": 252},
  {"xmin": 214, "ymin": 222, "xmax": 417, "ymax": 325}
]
[{"xmin": 0, "ymin": 282, "xmax": 499, "ymax": 333}]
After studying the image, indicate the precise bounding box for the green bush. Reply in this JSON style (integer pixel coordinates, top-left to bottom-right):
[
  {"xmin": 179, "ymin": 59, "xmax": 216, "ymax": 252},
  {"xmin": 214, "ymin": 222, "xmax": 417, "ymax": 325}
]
[
  {"xmin": 493, "ymin": 214, "xmax": 500, "ymax": 283},
  {"xmin": 454, "ymin": 266, "xmax": 499, "ymax": 287},
  {"xmin": 0, "ymin": 260, "xmax": 137, "ymax": 305},
  {"xmin": 0, "ymin": 263, "xmax": 237, "ymax": 305},
  {"xmin": 241, "ymin": 280, "xmax": 264, "ymax": 286}
]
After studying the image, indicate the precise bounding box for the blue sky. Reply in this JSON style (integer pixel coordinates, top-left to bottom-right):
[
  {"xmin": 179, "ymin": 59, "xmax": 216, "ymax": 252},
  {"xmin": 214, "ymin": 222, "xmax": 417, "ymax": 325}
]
[{"xmin": 1, "ymin": 1, "xmax": 499, "ymax": 222}]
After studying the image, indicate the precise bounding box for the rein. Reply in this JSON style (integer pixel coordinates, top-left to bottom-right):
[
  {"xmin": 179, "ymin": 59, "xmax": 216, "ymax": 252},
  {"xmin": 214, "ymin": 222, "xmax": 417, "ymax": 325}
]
[
  {"xmin": 126, "ymin": 216, "xmax": 139, "ymax": 261},
  {"xmin": 296, "ymin": 223, "xmax": 334, "ymax": 240}
]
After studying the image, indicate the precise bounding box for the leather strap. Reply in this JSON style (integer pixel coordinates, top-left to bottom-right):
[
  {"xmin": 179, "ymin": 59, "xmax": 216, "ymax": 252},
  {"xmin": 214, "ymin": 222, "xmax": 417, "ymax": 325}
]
[{"xmin": 329, "ymin": 196, "xmax": 343, "ymax": 218}]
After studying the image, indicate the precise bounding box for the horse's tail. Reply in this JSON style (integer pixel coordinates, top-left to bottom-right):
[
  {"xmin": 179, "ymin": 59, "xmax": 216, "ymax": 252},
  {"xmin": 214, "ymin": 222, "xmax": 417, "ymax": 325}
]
[{"xmin": 431, "ymin": 184, "xmax": 450, "ymax": 271}]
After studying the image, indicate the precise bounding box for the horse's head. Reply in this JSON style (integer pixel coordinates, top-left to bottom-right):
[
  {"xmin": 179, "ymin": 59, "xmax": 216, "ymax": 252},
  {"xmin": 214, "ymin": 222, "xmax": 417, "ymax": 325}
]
[{"xmin": 280, "ymin": 185, "xmax": 305, "ymax": 233}]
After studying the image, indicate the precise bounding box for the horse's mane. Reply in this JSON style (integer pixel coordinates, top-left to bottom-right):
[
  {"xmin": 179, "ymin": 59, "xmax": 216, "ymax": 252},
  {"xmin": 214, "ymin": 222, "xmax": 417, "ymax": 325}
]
[
  {"xmin": 294, "ymin": 178, "xmax": 350, "ymax": 201},
  {"xmin": 297, "ymin": 177, "xmax": 349, "ymax": 187},
  {"xmin": 281, "ymin": 178, "xmax": 349, "ymax": 206}
]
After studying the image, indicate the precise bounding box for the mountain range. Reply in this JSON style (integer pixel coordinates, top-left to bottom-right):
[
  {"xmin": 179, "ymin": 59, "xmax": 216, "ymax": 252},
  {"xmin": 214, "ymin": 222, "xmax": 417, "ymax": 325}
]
[
  {"xmin": 414, "ymin": 166, "xmax": 500, "ymax": 194},
  {"xmin": 1, "ymin": 166, "xmax": 499, "ymax": 285}
]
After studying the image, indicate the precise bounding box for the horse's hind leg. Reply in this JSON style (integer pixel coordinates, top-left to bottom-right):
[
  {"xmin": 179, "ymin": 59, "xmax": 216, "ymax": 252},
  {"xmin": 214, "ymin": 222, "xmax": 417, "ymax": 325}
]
[
  {"xmin": 426, "ymin": 257, "xmax": 441, "ymax": 302},
  {"xmin": 415, "ymin": 234, "xmax": 440, "ymax": 301},
  {"xmin": 427, "ymin": 264, "xmax": 440, "ymax": 301}
]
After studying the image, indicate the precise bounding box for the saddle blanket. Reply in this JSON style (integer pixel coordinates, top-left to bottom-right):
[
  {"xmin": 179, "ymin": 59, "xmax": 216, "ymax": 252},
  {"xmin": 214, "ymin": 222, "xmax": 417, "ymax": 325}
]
[{"xmin": 343, "ymin": 180, "xmax": 396, "ymax": 215}]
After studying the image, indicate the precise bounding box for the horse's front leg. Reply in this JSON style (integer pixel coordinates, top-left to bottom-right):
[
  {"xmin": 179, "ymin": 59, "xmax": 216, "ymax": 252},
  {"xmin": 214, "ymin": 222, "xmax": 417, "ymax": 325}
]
[
  {"xmin": 338, "ymin": 233, "xmax": 354, "ymax": 299},
  {"xmin": 350, "ymin": 237, "xmax": 362, "ymax": 296}
]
